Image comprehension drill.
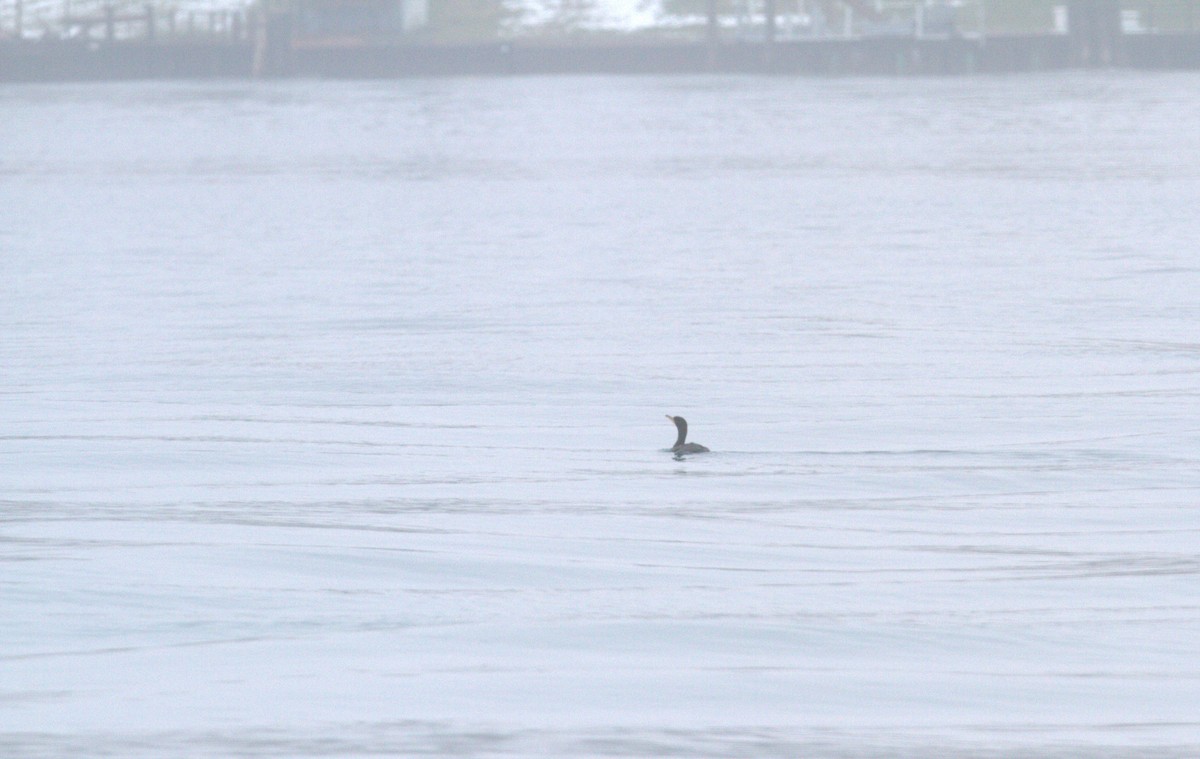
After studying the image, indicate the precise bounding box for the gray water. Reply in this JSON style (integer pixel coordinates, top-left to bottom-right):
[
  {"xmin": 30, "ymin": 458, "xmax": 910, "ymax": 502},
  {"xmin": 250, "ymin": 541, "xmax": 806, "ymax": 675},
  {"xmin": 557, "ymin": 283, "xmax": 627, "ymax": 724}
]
[{"xmin": 2, "ymin": 74, "xmax": 1200, "ymax": 757}]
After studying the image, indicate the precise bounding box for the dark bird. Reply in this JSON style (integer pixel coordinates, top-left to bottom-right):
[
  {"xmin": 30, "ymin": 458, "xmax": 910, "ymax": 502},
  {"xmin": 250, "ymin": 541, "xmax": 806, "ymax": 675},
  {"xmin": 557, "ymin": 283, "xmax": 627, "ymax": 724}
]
[{"xmin": 666, "ymin": 415, "xmax": 710, "ymax": 454}]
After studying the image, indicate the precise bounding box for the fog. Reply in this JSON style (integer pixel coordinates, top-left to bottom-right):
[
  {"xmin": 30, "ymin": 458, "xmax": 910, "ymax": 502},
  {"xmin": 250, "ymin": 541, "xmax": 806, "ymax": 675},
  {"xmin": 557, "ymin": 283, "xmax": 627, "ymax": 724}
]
[{"xmin": 3, "ymin": 12, "xmax": 1200, "ymax": 759}]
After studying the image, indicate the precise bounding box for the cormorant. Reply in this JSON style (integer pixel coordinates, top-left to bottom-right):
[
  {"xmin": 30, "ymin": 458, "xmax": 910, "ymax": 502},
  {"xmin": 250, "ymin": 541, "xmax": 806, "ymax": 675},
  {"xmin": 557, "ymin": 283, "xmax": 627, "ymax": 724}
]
[{"xmin": 666, "ymin": 415, "xmax": 710, "ymax": 454}]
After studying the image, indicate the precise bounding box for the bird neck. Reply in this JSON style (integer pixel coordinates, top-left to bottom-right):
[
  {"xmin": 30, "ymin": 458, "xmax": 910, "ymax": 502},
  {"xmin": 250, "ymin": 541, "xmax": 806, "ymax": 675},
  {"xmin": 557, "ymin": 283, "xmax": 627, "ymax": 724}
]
[{"xmin": 674, "ymin": 423, "xmax": 687, "ymax": 447}]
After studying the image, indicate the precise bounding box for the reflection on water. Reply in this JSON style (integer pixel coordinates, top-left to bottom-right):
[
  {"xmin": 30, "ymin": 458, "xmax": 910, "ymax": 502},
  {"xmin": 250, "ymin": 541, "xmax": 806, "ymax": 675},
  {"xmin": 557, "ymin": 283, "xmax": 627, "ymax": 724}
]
[{"xmin": 2, "ymin": 73, "xmax": 1200, "ymax": 757}]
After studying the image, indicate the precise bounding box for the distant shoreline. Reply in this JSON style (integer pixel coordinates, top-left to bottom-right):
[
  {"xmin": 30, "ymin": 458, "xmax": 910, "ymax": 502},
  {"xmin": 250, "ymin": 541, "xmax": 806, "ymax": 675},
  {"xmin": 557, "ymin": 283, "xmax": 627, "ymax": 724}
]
[{"xmin": 3, "ymin": 34, "xmax": 1199, "ymax": 83}]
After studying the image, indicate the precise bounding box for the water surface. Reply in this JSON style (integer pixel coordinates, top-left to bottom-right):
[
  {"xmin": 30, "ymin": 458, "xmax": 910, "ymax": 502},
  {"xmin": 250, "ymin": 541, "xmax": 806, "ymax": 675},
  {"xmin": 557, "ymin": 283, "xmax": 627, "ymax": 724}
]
[{"xmin": 2, "ymin": 73, "xmax": 1200, "ymax": 757}]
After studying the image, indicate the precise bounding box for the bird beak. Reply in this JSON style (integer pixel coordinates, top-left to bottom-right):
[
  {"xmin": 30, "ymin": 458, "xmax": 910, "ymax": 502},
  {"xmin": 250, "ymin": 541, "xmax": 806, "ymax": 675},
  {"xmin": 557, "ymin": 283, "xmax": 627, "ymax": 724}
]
[{"xmin": 665, "ymin": 415, "xmax": 674, "ymax": 422}]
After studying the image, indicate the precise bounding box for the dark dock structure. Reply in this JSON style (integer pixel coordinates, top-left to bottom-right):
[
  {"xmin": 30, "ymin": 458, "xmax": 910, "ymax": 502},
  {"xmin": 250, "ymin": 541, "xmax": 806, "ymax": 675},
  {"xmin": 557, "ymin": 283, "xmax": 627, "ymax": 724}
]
[{"xmin": 2, "ymin": 0, "xmax": 1199, "ymax": 82}]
